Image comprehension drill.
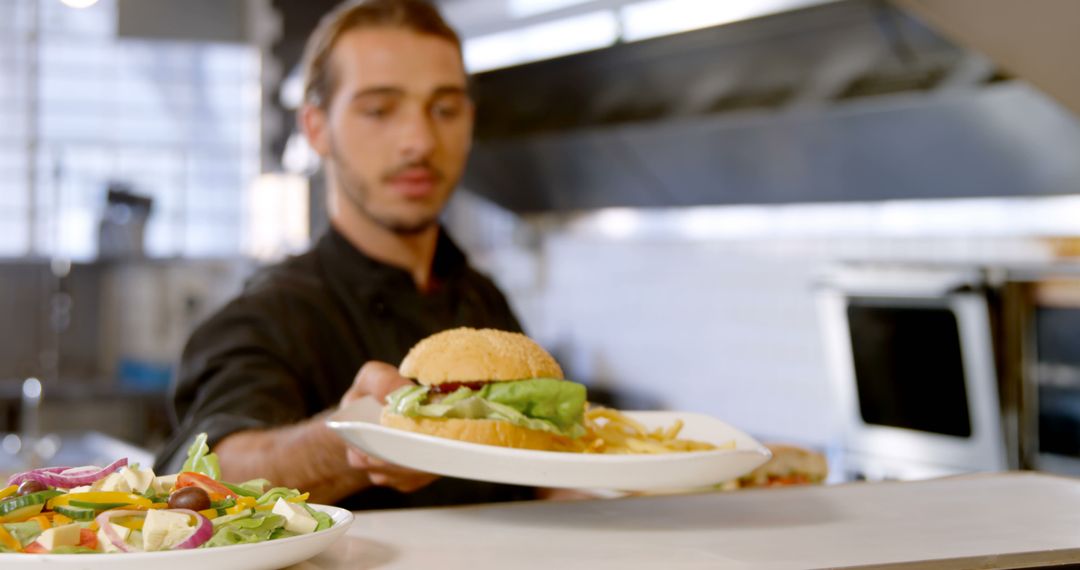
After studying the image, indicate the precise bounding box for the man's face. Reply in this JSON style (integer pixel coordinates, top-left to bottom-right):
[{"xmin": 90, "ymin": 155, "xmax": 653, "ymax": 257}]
[{"xmin": 312, "ymin": 28, "xmax": 473, "ymax": 234}]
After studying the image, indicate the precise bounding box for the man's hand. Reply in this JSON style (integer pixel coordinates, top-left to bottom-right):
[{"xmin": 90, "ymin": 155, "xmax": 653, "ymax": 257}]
[
  {"xmin": 340, "ymin": 361, "xmax": 438, "ymax": 493},
  {"xmin": 341, "ymin": 360, "xmax": 414, "ymax": 406}
]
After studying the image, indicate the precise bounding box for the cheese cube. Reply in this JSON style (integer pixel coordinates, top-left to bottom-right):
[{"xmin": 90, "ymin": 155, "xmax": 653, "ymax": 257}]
[
  {"xmin": 142, "ymin": 509, "xmax": 194, "ymax": 551},
  {"xmin": 97, "ymin": 522, "xmax": 132, "ymax": 553},
  {"xmin": 37, "ymin": 524, "xmax": 82, "ymax": 550},
  {"xmin": 93, "ymin": 472, "xmax": 131, "ymax": 493},
  {"xmin": 152, "ymin": 473, "xmax": 178, "ymax": 495},
  {"xmin": 272, "ymin": 498, "xmax": 317, "ymax": 534},
  {"xmin": 121, "ymin": 466, "xmax": 156, "ymax": 495}
]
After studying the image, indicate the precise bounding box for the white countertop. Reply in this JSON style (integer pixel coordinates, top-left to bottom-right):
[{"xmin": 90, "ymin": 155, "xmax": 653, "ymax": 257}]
[{"xmin": 291, "ymin": 472, "xmax": 1080, "ymax": 569}]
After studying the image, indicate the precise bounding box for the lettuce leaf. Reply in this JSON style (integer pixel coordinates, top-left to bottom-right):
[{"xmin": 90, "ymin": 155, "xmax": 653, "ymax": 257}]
[
  {"xmin": 302, "ymin": 504, "xmax": 334, "ymax": 532},
  {"xmin": 203, "ymin": 512, "xmax": 285, "ymax": 548},
  {"xmin": 255, "ymin": 487, "xmax": 302, "ymax": 506},
  {"xmin": 479, "ymin": 378, "xmax": 586, "ymax": 433},
  {"xmin": 181, "ymin": 433, "xmax": 222, "ymax": 480},
  {"xmin": 3, "ymin": 521, "xmax": 44, "ymax": 547},
  {"xmin": 387, "ymin": 378, "xmax": 586, "ymax": 438},
  {"xmin": 222, "ymin": 479, "xmax": 270, "ymax": 498}
]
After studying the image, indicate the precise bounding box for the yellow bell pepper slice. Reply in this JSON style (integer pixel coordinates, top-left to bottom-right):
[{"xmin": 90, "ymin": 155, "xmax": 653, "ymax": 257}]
[
  {"xmin": 0, "ymin": 485, "xmax": 17, "ymax": 501},
  {"xmin": 0, "ymin": 503, "xmax": 43, "ymax": 523},
  {"xmin": 115, "ymin": 517, "xmax": 143, "ymax": 531},
  {"xmin": 198, "ymin": 508, "xmax": 218, "ymax": 520},
  {"xmin": 287, "ymin": 492, "xmax": 310, "ymax": 503},
  {"xmin": 48, "ymin": 492, "xmax": 152, "ymax": 510},
  {"xmin": 29, "ymin": 514, "xmax": 50, "ymax": 530},
  {"xmin": 53, "ymin": 513, "xmax": 73, "ymax": 527},
  {"xmin": 0, "ymin": 525, "xmax": 20, "ymax": 551}
]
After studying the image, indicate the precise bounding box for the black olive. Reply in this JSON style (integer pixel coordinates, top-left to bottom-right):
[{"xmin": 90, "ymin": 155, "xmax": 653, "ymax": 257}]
[
  {"xmin": 168, "ymin": 486, "xmax": 212, "ymax": 511},
  {"xmin": 17, "ymin": 480, "xmax": 47, "ymax": 496}
]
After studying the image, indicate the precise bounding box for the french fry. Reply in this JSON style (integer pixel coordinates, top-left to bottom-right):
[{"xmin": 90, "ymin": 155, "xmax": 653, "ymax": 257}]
[{"xmin": 576, "ymin": 406, "xmax": 728, "ymax": 454}]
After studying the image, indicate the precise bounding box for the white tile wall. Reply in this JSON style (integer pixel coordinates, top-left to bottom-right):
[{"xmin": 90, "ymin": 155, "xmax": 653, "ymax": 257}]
[{"xmin": 520, "ymin": 237, "xmax": 840, "ymax": 447}]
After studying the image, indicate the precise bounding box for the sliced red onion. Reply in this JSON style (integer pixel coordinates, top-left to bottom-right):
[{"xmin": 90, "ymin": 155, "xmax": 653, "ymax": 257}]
[
  {"xmin": 7, "ymin": 458, "xmax": 127, "ymax": 488},
  {"xmin": 4, "ymin": 465, "xmax": 71, "ymax": 486},
  {"xmin": 96, "ymin": 508, "xmax": 212, "ymax": 552},
  {"xmin": 167, "ymin": 509, "xmax": 214, "ymax": 550},
  {"xmin": 95, "ymin": 509, "xmax": 147, "ymax": 552}
]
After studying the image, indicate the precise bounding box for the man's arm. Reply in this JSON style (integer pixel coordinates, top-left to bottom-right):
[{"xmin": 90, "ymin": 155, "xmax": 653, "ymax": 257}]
[
  {"xmin": 214, "ymin": 361, "xmax": 437, "ymax": 505},
  {"xmin": 215, "ymin": 416, "xmax": 368, "ymax": 505}
]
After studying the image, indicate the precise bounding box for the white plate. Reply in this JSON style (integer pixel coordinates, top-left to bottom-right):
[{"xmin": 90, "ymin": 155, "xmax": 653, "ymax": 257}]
[
  {"xmin": 327, "ymin": 398, "xmax": 771, "ymax": 491},
  {"xmin": 0, "ymin": 504, "xmax": 352, "ymax": 569}
]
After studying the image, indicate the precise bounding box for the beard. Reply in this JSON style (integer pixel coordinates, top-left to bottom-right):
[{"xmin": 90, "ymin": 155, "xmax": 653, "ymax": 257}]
[{"xmin": 328, "ymin": 139, "xmax": 445, "ymax": 236}]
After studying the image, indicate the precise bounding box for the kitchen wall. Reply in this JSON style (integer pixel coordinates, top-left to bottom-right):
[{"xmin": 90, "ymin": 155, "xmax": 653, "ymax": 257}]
[{"xmin": 446, "ymin": 191, "xmax": 1070, "ymax": 449}]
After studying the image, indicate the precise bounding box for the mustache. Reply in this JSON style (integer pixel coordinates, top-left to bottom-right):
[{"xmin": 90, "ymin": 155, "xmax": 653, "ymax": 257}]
[{"xmin": 383, "ymin": 161, "xmax": 444, "ymax": 182}]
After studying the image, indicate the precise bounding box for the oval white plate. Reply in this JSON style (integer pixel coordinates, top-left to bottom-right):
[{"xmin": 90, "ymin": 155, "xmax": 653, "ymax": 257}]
[
  {"xmin": 327, "ymin": 398, "xmax": 771, "ymax": 491},
  {"xmin": 0, "ymin": 504, "xmax": 352, "ymax": 569}
]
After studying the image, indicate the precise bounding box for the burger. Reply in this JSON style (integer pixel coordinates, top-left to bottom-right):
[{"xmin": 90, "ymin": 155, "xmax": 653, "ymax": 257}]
[
  {"xmin": 734, "ymin": 444, "xmax": 829, "ymax": 488},
  {"xmin": 381, "ymin": 327, "xmax": 587, "ymax": 451}
]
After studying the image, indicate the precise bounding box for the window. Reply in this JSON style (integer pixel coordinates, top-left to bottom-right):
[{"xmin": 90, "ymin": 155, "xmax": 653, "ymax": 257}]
[{"xmin": 0, "ymin": 0, "xmax": 260, "ymax": 259}]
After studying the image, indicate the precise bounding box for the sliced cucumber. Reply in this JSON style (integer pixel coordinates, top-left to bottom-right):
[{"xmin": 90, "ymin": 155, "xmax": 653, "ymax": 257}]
[
  {"xmin": 53, "ymin": 504, "xmax": 97, "ymax": 521},
  {"xmin": 0, "ymin": 503, "xmax": 44, "ymax": 523},
  {"xmin": 67, "ymin": 500, "xmax": 132, "ymax": 510},
  {"xmin": 0, "ymin": 490, "xmax": 63, "ymax": 517}
]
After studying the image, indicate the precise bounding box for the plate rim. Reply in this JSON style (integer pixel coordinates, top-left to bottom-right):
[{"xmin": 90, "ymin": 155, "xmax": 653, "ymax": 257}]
[{"xmin": 0, "ymin": 503, "xmax": 353, "ymax": 563}]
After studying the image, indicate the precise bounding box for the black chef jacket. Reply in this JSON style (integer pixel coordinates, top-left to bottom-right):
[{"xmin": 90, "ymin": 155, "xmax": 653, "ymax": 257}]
[{"xmin": 154, "ymin": 226, "xmax": 536, "ymax": 510}]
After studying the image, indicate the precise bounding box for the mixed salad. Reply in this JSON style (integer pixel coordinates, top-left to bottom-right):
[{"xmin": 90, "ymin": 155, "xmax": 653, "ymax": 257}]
[{"xmin": 0, "ymin": 433, "xmax": 333, "ymax": 554}]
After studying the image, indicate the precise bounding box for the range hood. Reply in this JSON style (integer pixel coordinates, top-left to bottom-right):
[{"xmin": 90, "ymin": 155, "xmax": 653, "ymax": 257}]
[{"xmin": 461, "ymin": 0, "xmax": 1080, "ymax": 213}]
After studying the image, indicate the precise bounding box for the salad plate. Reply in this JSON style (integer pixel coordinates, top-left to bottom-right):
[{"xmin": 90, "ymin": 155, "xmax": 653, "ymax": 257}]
[
  {"xmin": 328, "ymin": 397, "xmax": 772, "ymax": 491},
  {"xmin": 0, "ymin": 503, "xmax": 351, "ymax": 569}
]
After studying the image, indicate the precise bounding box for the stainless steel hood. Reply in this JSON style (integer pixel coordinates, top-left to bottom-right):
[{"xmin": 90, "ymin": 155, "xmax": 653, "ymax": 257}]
[{"xmin": 461, "ymin": 0, "xmax": 1080, "ymax": 213}]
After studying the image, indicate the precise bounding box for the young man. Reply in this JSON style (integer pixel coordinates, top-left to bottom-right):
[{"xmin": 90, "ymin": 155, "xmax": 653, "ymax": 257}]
[{"xmin": 155, "ymin": 0, "xmax": 536, "ymax": 509}]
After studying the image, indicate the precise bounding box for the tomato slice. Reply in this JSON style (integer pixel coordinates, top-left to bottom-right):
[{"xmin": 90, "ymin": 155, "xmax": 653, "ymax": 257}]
[
  {"xmin": 22, "ymin": 542, "xmax": 46, "ymax": 554},
  {"xmin": 77, "ymin": 528, "xmax": 98, "ymax": 550},
  {"xmin": 174, "ymin": 472, "xmax": 237, "ymax": 500}
]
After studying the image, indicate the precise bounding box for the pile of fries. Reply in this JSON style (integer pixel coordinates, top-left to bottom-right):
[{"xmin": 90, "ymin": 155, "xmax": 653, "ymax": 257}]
[{"xmin": 574, "ymin": 407, "xmax": 732, "ymax": 454}]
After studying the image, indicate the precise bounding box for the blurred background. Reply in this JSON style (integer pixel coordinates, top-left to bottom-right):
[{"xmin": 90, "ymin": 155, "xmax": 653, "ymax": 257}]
[{"xmin": 2, "ymin": 0, "xmax": 1080, "ymax": 484}]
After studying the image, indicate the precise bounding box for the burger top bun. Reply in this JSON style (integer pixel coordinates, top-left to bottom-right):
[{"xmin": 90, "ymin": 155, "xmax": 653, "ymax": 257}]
[{"xmin": 399, "ymin": 327, "xmax": 564, "ymax": 386}]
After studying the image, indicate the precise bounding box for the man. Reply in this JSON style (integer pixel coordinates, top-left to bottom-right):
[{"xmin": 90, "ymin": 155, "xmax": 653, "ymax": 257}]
[{"xmin": 155, "ymin": 0, "xmax": 536, "ymax": 509}]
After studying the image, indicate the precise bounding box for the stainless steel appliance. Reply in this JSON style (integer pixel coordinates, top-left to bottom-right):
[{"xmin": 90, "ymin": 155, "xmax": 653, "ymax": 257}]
[
  {"xmin": 818, "ymin": 264, "xmax": 1010, "ymax": 480},
  {"xmin": 1003, "ymin": 275, "xmax": 1080, "ymax": 477}
]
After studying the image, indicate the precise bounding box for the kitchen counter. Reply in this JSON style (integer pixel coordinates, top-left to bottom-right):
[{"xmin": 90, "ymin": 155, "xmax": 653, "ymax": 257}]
[{"xmin": 291, "ymin": 472, "xmax": 1080, "ymax": 569}]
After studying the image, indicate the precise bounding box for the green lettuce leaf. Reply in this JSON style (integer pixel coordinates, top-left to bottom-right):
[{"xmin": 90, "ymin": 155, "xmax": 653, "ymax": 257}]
[
  {"xmin": 302, "ymin": 504, "xmax": 334, "ymax": 532},
  {"xmin": 203, "ymin": 512, "xmax": 285, "ymax": 548},
  {"xmin": 269, "ymin": 527, "xmax": 297, "ymax": 540},
  {"xmin": 255, "ymin": 487, "xmax": 302, "ymax": 506},
  {"xmin": 181, "ymin": 433, "xmax": 222, "ymax": 480},
  {"xmin": 387, "ymin": 378, "xmax": 587, "ymax": 438},
  {"xmin": 479, "ymin": 378, "xmax": 586, "ymax": 433},
  {"xmin": 222, "ymin": 479, "xmax": 270, "ymax": 498},
  {"xmin": 3, "ymin": 521, "xmax": 44, "ymax": 547}
]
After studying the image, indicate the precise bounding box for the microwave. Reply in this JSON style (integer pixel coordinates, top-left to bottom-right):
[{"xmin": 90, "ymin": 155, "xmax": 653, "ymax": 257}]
[{"xmin": 818, "ymin": 265, "xmax": 1011, "ymax": 481}]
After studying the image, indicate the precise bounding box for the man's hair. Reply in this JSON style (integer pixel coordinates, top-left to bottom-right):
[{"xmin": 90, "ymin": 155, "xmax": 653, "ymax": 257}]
[{"xmin": 301, "ymin": 0, "xmax": 462, "ymax": 109}]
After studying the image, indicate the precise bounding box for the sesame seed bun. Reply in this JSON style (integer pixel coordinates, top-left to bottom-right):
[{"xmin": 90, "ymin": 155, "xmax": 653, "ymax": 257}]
[{"xmin": 398, "ymin": 327, "xmax": 564, "ymax": 386}]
